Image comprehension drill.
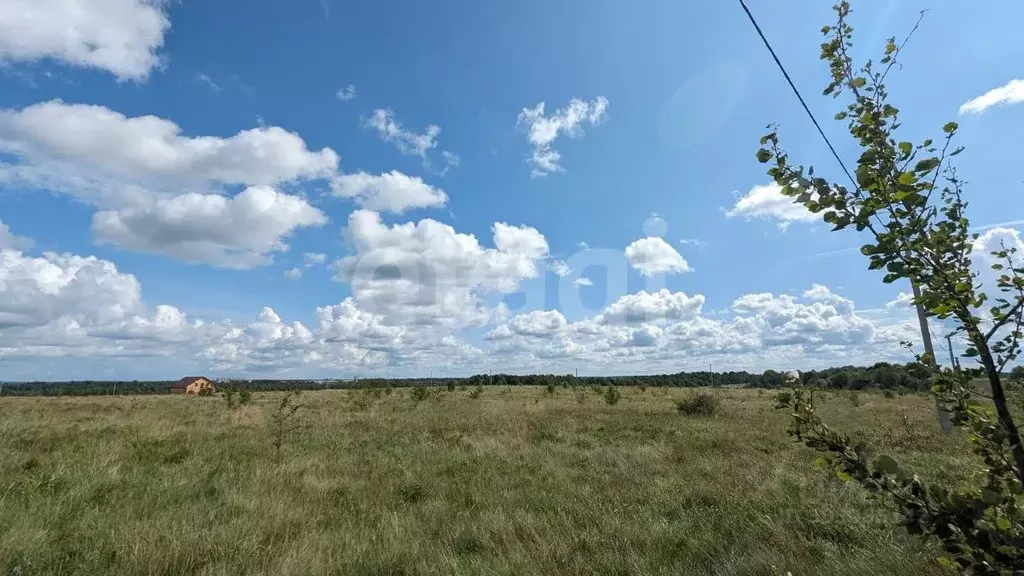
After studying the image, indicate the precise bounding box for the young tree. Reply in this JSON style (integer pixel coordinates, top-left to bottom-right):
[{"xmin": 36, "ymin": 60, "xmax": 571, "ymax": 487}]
[{"xmin": 759, "ymin": 2, "xmax": 1024, "ymax": 571}]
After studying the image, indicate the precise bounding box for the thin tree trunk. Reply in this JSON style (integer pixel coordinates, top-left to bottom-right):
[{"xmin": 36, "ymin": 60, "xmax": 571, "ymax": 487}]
[
  {"xmin": 976, "ymin": 336, "xmax": 1024, "ymax": 483},
  {"xmin": 912, "ymin": 281, "xmax": 951, "ymax": 433}
]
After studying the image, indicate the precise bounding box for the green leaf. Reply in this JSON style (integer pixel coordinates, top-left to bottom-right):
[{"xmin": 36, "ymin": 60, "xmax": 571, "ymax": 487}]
[
  {"xmin": 851, "ymin": 77, "xmax": 867, "ymax": 89},
  {"xmin": 898, "ymin": 142, "xmax": 912, "ymax": 155},
  {"xmin": 982, "ymin": 488, "xmax": 1001, "ymax": 505},
  {"xmin": 756, "ymin": 149, "xmax": 772, "ymax": 163},
  {"xmin": 943, "ymin": 121, "xmax": 959, "ymax": 134},
  {"xmin": 914, "ymin": 158, "xmax": 941, "ymax": 173},
  {"xmin": 997, "ymin": 516, "xmax": 1012, "ymax": 531}
]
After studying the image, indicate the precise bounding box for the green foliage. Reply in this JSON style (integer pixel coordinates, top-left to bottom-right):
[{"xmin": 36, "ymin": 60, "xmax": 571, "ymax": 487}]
[
  {"xmin": 1010, "ymin": 366, "xmax": 1024, "ymax": 383},
  {"xmin": 676, "ymin": 393, "xmax": 721, "ymax": 417},
  {"xmin": 775, "ymin": 390, "xmax": 793, "ymax": 406},
  {"xmin": 602, "ymin": 386, "xmax": 621, "ymax": 406},
  {"xmin": 779, "ymin": 385, "xmax": 1024, "ymax": 572},
  {"xmin": 223, "ymin": 389, "xmax": 237, "ymax": 409},
  {"xmin": 468, "ymin": 385, "xmax": 483, "ymax": 399},
  {"xmin": 759, "ymin": 2, "xmax": 1024, "ymax": 571},
  {"xmin": 410, "ymin": 386, "xmax": 430, "ymax": 403},
  {"xmin": 545, "ymin": 382, "xmax": 556, "ymax": 395},
  {"xmin": 269, "ymin": 390, "xmax": 305, "ymax": 462},
  {"xmin": 197, "ymin": 387, "xmax": 214, "ymax": 397},
  {"xmin": 882, "ymin": 389, "xmax": 896, "ymax": 399},
  {"xmin": 446, "ymin": 380, "xmax": 456, "ymax": 392}
]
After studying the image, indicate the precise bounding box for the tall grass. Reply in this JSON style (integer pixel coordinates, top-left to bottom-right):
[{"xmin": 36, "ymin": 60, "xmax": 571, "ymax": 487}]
[{"xmin": 0, "ymin": 387, "xmax": 964, "ymax": 575}]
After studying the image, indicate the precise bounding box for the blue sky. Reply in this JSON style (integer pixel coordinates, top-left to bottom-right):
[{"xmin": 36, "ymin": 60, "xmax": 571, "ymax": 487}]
[{"xmin": 0, "ymin": 0, "xmax": 1022, "ymax": 380}]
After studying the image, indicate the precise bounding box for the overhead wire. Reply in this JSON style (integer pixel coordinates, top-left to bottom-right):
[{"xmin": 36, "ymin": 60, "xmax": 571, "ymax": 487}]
[{"xmin": 736, "ymin": 0, "xmax": 858, "ymax": 191}]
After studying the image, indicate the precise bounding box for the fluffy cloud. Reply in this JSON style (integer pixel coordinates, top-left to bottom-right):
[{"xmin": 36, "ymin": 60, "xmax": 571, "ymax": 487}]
[
  {"xmin": 0, "ymin": 101, "xmax": 338, "ymax": 187},
  {"xmin": 547, "ymin": 259, "xmax": 571, "ymax": 277},
  {"xmin": 885, "ymin": 292, "xmax": 914, "ymax": 309},
  {"xmin": 284, "ymin": 268, "xmax": 302, "ymax": 280},
  {"xmin": 726, "ymin": 183, "xmax": 817, "ymax": 230},
  {"xmin": 0, "ymin": 100, "xmax": 340, "ymax": 267},
  {"xmin": 959, "ymin": 79, "xmax": 1024, "ymax": 115},
  {"xmin": 91, "ymin": 186, "xmax": 327, "ymax": 268},
  {"xmin": 0, "ymin": 249, "xmax": 142, "ymax": 329},
  {"xmin": 481, "ymin": 283, "xmax": 896, "ymax": 373},
  {"xmin": 0, "ymin": 221, "xmax": 32, "ymax": 250},
  {"xmin": 365, "ymin": 109, "xmax": 440, "ymax": 158},
  {"xmin": 624, "ymin": 237, "xmax": 690, "ymax": 276},
  {"xmin": 508, "ymin": 309, "xmax": 568, "ymax": 337},
  {"xmin": 0, "ymin": 243, "xmax": 924, "ymax": 377},
  {"xmin": 573, "ymin": 276, "xmax": 593, "ymax": 287},
  {"xmin": 333, "ymin": 210, "xmax": 549, "ymax": 327},
  {"xmin": 516, "ymin": 96, "xmax": 608, "ymax": 177},
  {"xmin": 336, "ymin": 85, "xmax": 356, "ymax": 101},
  {"xmin": 330, "ymin": 170, "xmax": 447, "ymax": 213},
  {"xmin": 0, "ymin": 0, "xmax": 170, "ymax": 80},
  {"xmin": 598, "ymin": 289, "xmax": 704, "ymax": 324}
]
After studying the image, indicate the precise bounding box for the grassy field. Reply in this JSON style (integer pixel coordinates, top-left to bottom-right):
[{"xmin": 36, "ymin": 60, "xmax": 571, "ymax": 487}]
[{"xmin": 0, "ymin": 386, "xmax": 973, "ymax": 575}]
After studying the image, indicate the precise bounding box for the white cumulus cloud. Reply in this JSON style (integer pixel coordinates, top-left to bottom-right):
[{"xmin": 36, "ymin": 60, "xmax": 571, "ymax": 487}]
[
  {"xmin": 0, "ymin": 0, "xmax": 170, "ymax": 81},
  {"xmin": 624, "ymin": 237, "xmax": 690, "ymax": 276},
  {"xmin": 91, "ymin": 186, "xmax": 327, "ymax": 268},
  {"xmin": 330, "ymin": 170, "xmax": 447, "ymax": 213},
  {"xmin": 726, "ymin": 183, "xmax": 817, "ymax": 230},
  {"xmin": 365, "ymin": 109, "xmax": 440, "ymax": 159},
  {"xmin": 516, "ymin": 96, "xmax": 608, "ymax": 177}
]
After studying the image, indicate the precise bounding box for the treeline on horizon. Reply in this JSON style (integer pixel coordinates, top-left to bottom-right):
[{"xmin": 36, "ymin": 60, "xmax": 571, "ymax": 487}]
[{"xmin": 0, "ymin": 362, "xmax": 971, "ymax": 397}]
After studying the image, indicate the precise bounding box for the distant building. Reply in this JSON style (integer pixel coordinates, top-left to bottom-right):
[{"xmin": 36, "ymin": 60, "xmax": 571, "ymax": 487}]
[{"xmin": 170, "ymin": 376, "xmax": 215, "ymax": 395}]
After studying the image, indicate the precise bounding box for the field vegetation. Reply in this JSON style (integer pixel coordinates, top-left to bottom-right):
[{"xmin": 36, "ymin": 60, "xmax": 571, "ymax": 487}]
[{"xmin": 0, "ymin": 385, "xmax": 974, "ymax": 575}]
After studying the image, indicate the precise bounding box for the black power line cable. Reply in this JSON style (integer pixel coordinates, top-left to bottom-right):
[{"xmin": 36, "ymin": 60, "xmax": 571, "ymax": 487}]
[{"xmin": 737, "ymin": 0, "xmax": 857, "ymax": 190}]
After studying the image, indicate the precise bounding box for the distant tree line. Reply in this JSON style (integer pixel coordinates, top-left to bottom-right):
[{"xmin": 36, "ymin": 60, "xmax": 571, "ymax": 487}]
[{"xmin": 2, "ymin": 362, "xmax": 1009, "ymax": 397}]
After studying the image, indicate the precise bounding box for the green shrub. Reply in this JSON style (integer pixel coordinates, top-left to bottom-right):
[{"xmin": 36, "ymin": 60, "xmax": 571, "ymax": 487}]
[
  {"xmin": 446, "ymin": 381, "xmax": 456, "ymax": 392},
  {"xmin": 269, "ymin": 390, "xmax": 305, "ymax": 462},
  {"xmin": 676, "ymin": 392, "xmax": 721, "ymax": 417},
  {"xmin": 882, "ymin": 389, "xmax": 896, "ymax": 399},
  {"xmin": 238, "ymin": 388, "xmax": 252, "ymax": 405},
  {"xmin": 410, "ymin": 386, "xmax": 429, "ymax": 402},
  {"xmin": 602, "ymin": 386, "xmax": 621, "ymax": 406},
  {"xmin": 545, "ymin": 382, "xmax": 556, "ymax": 395},
  {"xmin": 468, "ymin": 385, "xmax": 483, "ymax": 399},
  {"xmin": 222, "ymin": 389, "xmax": 237, "ymax": 409},
  {"xmin": 775, "ymin": 390, "xmax": 793, "ymax": 406}
]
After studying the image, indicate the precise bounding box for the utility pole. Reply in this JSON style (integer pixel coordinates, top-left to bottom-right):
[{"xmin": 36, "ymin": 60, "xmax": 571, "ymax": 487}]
[
  {"xmin": 946, "ymin": 332, "xmax": 960, "ymax": 371},
  {"xmin": 912, "ymin": 282, "xmax": 952, "ymax": 433}
]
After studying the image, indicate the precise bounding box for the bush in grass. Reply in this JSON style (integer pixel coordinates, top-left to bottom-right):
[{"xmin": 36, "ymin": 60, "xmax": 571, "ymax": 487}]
[
  {"xmin": 238, "ymin": 388, "xmax": 252, "ymax": 405},
  {"xmin": 410, "ymin": 386, "xmax": 429, "ymax": 402},
  {"xmin": 545, "ymin": 382, "xmax": 556, "ymax": 395},
  {"xmin": 602, "ymin": 386, "xmax": 621, "ymax": 406},
  {"xmin": 775, "ymin": 390, "xmax": 793, "ymax": 406},
  {"xmin": 882, "ymin": 389, "xmax": 896, "ymax": 399},
  {"xmin": 676, "ymin": 392, "xmax": 720, "ymax": 417},
  {"xmin": 468, "ymin": 385, "xmax": 483, "ymax": 399}
]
